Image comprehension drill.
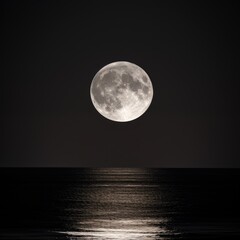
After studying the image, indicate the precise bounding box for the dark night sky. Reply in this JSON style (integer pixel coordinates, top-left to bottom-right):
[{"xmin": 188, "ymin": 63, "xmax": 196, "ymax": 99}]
[{"xmin": 2, "ymin": 1, "xmax": 239, "ymax": 167}]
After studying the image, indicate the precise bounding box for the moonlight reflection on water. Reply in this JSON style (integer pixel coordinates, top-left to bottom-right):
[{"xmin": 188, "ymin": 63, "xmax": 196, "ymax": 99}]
[
  {"xmin": 58, "ymin": 169, "xmax": 176, "ymax": 239},
  {"xmin": 61, "ymin": 219, "xmax": 168, "ymax": 239}
]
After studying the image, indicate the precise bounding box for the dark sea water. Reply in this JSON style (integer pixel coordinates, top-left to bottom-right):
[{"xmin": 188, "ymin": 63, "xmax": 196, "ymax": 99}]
[{"xmin": 1, "ymin": 168, "xmax": 240, "ymax": 239}]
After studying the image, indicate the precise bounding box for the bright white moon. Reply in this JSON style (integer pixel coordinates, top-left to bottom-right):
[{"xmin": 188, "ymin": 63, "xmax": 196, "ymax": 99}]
[{"xmin": 90, "ymin": 61, "xmax": 153, "ymax": 122}]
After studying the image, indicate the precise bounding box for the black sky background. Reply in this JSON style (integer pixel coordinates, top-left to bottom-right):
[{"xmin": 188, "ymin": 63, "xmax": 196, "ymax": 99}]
[{"xmin": 2, "ymin": 0, "xmax": 239, "ymax": 167}]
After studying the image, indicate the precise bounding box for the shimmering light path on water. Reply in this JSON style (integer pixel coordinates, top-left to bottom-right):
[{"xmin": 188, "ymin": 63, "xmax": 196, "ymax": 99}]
[{"xmin": 58, "ymin": 168, "xmax": 177, "ymax": 239}]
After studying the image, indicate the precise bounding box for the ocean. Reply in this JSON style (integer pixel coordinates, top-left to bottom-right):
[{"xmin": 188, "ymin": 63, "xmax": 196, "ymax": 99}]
[{"xmin": 1, "ymin": 168, "xmax": 240, "ymax": 239}]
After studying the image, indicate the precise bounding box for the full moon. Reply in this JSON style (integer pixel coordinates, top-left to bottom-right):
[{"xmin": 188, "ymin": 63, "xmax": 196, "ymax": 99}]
[{"xmin": 90, "ymin": 61, "xmax": 153, "ymax": 122}]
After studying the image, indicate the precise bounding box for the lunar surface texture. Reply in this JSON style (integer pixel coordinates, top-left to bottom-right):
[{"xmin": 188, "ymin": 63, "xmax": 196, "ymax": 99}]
[{"xmin": 90, "ymin": 61, "xmax": 153, "ymax": 122}]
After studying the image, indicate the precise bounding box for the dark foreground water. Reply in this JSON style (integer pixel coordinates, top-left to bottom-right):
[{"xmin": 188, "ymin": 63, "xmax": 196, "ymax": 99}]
[{"xmin": 0, "ymin": 168, "xmax": 240, "ymax": 239}]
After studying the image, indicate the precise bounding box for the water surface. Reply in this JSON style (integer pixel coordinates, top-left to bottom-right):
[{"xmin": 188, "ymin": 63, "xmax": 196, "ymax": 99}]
[{"xmin": 1, "ymin": 168, "xmax": 240, "ymax": 239}]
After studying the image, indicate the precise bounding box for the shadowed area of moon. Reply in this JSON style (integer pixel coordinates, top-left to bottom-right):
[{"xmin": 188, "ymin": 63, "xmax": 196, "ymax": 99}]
[{"xmin": 90, "ymin": 61, "xmax": 153, "ymax": 122}]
